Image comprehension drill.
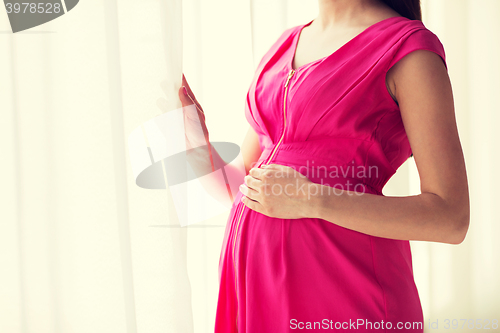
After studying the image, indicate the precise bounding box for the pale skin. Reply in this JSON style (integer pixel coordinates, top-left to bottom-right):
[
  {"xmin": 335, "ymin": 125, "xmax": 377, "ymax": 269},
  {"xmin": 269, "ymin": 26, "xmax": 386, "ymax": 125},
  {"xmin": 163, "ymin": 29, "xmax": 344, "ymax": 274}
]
[{"xmin": 178, "ymin": 0, "xmax": 470, "ymax": 245}]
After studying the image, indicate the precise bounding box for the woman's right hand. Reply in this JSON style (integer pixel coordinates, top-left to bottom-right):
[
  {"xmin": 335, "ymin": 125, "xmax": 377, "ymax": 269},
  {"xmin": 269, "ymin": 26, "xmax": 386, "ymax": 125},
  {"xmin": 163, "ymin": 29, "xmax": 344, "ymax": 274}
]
[
  {"xmin": 178, "ymin": 73, "xmax": 210, "ymax": 151},
  {"xmin": 156, "ymin": 74, "xmax": 210, "ymax": 152}
]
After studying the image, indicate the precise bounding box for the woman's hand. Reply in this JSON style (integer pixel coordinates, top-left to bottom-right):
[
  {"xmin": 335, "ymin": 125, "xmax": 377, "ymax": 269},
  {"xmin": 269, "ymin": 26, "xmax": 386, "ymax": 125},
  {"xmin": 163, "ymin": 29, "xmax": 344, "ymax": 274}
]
[
  {"xmin": 156, "ymin": 73, "xmax": 209, "ymax": 152},
  {"xmin": 239, "ymin": 164, "xmax": 319, "ymax": 219}
]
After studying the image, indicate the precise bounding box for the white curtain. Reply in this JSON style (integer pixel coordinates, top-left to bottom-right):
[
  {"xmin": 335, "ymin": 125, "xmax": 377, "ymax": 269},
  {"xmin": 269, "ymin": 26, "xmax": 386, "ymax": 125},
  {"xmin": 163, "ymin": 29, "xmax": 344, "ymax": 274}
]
[{"xmin": 0, "ymin": 1, "xmax": 498, "ymax": 333}]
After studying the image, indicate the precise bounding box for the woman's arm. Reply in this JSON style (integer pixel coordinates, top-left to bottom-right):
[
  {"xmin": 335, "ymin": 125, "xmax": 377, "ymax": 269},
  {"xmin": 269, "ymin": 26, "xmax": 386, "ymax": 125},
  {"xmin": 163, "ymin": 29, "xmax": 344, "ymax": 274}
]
[
  {"xmin": 176, "ymin": 77, "xmax": 262, "ymax": 206},
  {"xmin": 240, "ymin": 50, "xmax": 470, "ymax": 245},
  {"xmin": 241, "ymin": 126, "xmax": 263, "ymax": 175}
]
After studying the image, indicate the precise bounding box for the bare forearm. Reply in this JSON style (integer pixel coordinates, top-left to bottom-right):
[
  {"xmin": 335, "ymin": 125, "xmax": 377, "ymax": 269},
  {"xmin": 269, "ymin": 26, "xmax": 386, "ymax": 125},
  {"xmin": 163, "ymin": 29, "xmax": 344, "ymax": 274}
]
[
  {"xmin": 307, "ymin": 184, "xmax": 469, "ymax": 244},
  {"xmin": 186, "ymin": 143, "xmax": 246, "ymax": 206}
]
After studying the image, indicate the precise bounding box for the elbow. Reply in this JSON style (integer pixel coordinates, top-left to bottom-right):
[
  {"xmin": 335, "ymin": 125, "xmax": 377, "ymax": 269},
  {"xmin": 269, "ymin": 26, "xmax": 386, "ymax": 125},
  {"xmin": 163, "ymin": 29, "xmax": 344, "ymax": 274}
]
[{"xmin": 448, "ymin": 206, "xmax": 470, "ymax": 245}]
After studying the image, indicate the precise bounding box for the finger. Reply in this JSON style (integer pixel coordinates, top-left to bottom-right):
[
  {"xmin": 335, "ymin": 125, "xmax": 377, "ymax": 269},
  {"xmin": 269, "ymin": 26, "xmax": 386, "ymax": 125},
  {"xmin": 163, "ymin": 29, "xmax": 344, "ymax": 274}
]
[
  {"xmin": 243, "ymin": 174, "xmax": 261, "ymax": 191},
  {"xmin": 177, "ymin": 86, "xmax": 194, "ymax": 108},
  {"xmin": 241, "ymin": 194, "xmax": 263, "ymax": 213},
  {"xmin": 178, "ymin": 85, "xmax": 206, "ymax": 117},
  {"xmin": 182, "ymin": 73, "xmax": 193, "ymax": 95},
  {"xmin": 181, "ymin": 74, "xmax": 204, "ymax": 112},
  {"xmin": 249, "ymin": 167, "xmax": 268, "ymax": 180},
  {"xmin": 159, "ymin": 78, "xmax": 196, "ymax": 108},
  {"xmin": 160, "ymin": 77, "xmax": 203, "ymax": 112},
  {"xmin": 181, "ymin": 74, "xmax": 197, "ymax": 103},
  {"xmin": 248, "ymin": 167, "xmax": 273, "ymax": 181},
  {"xmin": 239, "ymin": 184, "xmax": 259, "ymax": 201},
  {"xmin": 186, "ymin": 89, "xmax": 204, "ymax": 115},
  {"xmin": 261, "ymin": 163, "xmax": 279, "ymax": 169}
]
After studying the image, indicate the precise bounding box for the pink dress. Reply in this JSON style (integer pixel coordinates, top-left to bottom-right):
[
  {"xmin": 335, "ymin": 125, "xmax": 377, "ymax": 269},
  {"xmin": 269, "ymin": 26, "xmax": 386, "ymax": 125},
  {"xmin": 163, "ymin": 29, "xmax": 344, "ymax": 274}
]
[{"xmin": 215, "ymin": 16, "xmax": 447, "ymax": 332}]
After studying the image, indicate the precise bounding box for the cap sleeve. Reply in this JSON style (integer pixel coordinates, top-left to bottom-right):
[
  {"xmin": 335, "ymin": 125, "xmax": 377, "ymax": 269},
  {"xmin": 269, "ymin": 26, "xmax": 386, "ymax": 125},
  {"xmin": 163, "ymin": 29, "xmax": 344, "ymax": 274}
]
[{"xmin": 385, "ymin": 28, "xmax": 447, "ymax": 72}]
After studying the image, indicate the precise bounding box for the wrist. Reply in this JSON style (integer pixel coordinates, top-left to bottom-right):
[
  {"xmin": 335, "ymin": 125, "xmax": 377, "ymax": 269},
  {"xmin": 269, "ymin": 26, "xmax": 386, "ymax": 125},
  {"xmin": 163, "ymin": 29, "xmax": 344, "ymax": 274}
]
[{"xmin": 302, "ymin": 182, "xmax": 325, "ymax": 219}]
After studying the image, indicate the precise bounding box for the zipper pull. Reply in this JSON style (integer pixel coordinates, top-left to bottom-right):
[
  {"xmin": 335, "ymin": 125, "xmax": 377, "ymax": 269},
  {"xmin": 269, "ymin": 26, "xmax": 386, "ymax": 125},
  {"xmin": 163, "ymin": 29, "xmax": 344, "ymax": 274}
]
[{"xmin": 285, "ymin": 69, "xmax": 295, "ymax": 88}]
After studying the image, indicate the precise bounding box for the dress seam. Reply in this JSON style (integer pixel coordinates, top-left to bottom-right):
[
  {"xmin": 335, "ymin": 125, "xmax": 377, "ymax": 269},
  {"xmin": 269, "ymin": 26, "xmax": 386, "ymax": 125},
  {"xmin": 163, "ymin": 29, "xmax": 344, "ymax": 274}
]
[
  {"xmin": 370, "ymin": 110, "xmax": 398, "ymax": 175},
  {"xmin": 369, "ymin": 235, "xmax": 388, "ymax": 332},
  {"xmin": 371, "ymin": 107, "xmax": 394, "ymax": 142},
  {"xmin": 383, "ymin": 27, "xmax": 427, "ymax": 73}
]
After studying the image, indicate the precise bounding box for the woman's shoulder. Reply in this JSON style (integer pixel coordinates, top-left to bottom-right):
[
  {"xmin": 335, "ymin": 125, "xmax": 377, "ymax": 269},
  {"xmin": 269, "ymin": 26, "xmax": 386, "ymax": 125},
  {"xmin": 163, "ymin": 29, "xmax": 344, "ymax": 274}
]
[{"xmin": 383, "ymin": 19, "xmax": 447, "ymax": 72}]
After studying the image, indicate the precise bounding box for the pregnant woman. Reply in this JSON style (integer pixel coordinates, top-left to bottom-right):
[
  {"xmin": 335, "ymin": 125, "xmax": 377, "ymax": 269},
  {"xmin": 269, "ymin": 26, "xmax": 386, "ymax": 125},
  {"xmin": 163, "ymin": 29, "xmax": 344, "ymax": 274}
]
[{"xmin": 175, "ymin": 0, "xmax": 469, "ymax": 331}]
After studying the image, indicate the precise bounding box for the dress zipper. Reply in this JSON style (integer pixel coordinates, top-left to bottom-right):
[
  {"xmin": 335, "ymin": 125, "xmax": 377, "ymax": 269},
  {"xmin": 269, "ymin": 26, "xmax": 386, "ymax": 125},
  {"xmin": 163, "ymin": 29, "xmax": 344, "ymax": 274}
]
[
  {"xmin": 264, "ymin": 68, "xmax": 295, "ymax": 165},
  {"xmin": 232, "ymin": 68, "xmax": 295, "ymax": 330}
]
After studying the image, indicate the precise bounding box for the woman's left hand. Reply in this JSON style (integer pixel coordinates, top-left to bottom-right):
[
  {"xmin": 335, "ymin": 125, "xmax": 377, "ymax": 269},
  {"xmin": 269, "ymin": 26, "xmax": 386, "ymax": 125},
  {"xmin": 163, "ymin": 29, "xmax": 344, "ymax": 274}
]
[{"xmin": 239, "ymin": 164, "xmax": 318, "ymax": 219}]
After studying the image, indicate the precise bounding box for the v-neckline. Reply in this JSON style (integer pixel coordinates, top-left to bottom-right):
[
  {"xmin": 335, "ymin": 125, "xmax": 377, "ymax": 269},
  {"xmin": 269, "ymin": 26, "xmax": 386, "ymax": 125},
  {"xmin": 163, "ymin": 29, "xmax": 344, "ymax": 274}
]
[{"xmin": 289, "ymin": 16, "xmax": 405, "ymax": 71}]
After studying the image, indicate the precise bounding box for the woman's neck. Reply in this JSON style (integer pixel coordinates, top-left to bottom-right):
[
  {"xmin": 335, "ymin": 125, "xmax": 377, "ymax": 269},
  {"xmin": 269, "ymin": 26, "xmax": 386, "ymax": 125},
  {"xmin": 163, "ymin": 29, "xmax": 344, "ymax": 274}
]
[{"xmin": 315, "ymin": 0, "xmax": 388, "ymax": 29}]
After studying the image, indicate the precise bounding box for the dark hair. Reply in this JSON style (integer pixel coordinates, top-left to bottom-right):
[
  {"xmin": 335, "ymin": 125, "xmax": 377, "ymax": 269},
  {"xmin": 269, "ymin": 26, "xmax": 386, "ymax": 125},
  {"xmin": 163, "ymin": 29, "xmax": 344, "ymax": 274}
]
[{"xmin": 379, "ymin": 0, "xmax": 422, "ymax": 21}]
